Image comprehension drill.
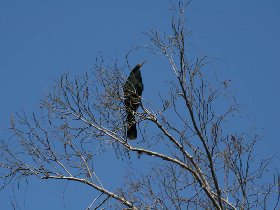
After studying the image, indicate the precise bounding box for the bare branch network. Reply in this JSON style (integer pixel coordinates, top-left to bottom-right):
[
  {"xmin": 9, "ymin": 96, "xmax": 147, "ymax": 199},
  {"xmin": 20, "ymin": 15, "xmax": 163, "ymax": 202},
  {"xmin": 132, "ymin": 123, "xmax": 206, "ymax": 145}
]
[{"xmin": 0, "ymin": 1, "xmax": 279, "ymax": 209}]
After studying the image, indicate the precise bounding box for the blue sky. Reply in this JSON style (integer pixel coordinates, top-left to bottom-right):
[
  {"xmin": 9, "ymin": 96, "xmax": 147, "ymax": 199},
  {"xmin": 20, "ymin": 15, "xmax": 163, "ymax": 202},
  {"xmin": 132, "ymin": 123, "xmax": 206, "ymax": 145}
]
[{"xmin": 1, "ymin": 0, "xmax": 280, "ymax": 209}]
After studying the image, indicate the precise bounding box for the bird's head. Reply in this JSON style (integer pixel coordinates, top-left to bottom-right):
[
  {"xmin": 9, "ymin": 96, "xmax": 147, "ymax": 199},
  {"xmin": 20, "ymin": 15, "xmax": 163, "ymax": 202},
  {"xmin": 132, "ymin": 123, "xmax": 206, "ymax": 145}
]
[{"xmin": 135, "ymin": 60, "xmax": 147, "ymax": 70}]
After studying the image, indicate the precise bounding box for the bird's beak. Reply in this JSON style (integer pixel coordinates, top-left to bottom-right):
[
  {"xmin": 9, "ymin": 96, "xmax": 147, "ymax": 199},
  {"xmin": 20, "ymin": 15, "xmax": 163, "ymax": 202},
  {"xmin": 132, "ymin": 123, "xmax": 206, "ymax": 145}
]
[{"xmin": 140, "ymin": 60, "xmax": 147, "ymax": 67}]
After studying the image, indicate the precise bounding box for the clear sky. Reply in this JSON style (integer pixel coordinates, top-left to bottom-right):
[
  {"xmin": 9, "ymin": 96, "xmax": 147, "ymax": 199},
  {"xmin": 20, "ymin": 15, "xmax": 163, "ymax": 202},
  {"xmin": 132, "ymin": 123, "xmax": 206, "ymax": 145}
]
[{"xmin": 1, "ymin": 0, "xmax": 280, "ymax": 209}]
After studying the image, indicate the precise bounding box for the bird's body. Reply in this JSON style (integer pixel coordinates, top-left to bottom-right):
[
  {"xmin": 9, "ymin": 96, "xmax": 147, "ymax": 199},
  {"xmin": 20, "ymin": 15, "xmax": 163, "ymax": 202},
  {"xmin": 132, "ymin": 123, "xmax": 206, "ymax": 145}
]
[{"xmin": 123, "ymin": 62, "xmax": 145, "ymax": 140}]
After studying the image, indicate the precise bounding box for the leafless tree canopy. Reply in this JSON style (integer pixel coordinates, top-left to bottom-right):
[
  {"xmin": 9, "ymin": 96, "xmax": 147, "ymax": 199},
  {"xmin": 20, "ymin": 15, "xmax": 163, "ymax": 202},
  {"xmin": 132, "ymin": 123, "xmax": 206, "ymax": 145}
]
[{"xmin": 0, "ymin": 1, "xmax": 279, "ymax": 209}]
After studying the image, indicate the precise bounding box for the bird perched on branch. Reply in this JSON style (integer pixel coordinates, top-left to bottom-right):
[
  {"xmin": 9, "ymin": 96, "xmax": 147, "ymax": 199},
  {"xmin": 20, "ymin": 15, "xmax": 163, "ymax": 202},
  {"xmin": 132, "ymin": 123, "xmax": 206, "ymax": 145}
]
[{"xmin": 123, "ymin": 61, "xmax": 146, "ymax": 140}]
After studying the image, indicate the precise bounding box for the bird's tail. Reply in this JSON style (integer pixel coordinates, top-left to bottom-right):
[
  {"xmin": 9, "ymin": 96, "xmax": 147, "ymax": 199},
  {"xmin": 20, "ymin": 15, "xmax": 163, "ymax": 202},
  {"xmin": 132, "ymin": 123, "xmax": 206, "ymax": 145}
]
[{"xmin": 127, "ymin": 113, "xmax": 137, "ymax": 140}]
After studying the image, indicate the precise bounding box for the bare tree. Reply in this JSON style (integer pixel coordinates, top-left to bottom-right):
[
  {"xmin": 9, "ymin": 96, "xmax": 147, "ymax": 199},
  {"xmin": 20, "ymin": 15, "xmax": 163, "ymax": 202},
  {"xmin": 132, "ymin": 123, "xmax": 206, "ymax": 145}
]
[{"xmin": 0, "ymin": 1, "xmax": 279, "ymax": 209}]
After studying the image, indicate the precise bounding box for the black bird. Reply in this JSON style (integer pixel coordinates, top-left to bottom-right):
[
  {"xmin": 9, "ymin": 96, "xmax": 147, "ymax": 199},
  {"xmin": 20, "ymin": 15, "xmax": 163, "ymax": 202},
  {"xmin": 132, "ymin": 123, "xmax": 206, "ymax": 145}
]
[{"xmin": 123, "ymin": 61, "xmax": 145, "ymax": 140}]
